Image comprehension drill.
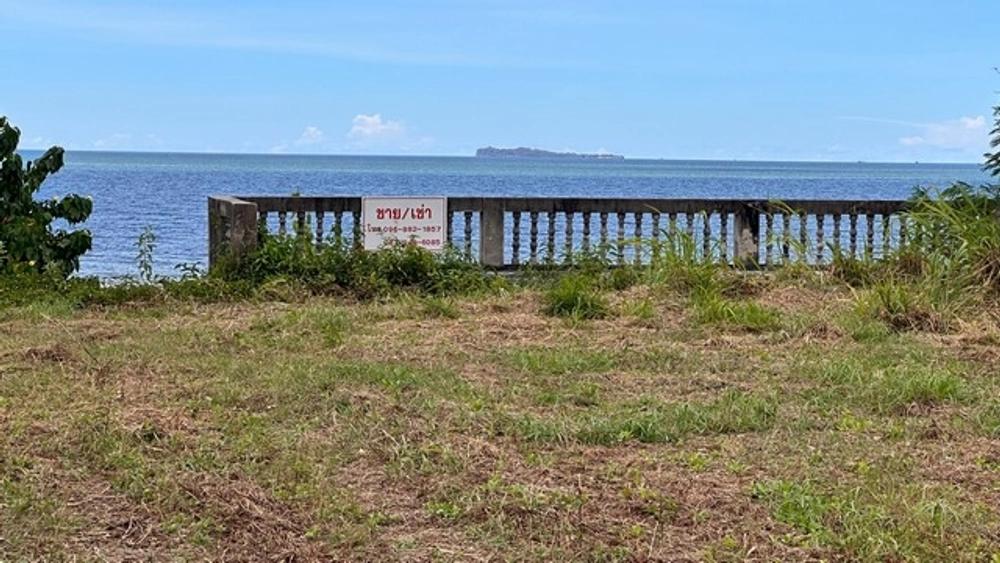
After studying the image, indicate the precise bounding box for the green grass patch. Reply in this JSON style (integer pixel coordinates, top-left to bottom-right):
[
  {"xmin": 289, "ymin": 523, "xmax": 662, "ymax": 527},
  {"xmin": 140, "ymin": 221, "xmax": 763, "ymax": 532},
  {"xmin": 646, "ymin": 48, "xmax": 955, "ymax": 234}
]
[
  {"xmin": 575, "ymin": 391, "xmax": 778, "ymax": 445},
  {"xmin": 499, "ymin": 346, "xmax": 617, "ymax": 376},
  {"xmin": 692, "ymin": 293, "xmax": 783, "ymax": 332},
  {"xmin": 806, "ymin": 355, "xmax": 966, "ymax": 415},
  {"xmin": 541, "ymin": 274, "xmax": 611, "ymax": 320},
  {"xmin": 751, "ymin": 473, "xmax": 997, "ymax": 561}
]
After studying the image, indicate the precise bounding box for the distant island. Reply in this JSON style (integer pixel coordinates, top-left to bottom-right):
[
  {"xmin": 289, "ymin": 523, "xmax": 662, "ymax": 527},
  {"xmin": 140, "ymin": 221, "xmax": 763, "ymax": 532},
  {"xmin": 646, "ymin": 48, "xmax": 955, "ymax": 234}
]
[{"xmin": 475, "ymin": 146, "xmax": 624, "ymax": 160}]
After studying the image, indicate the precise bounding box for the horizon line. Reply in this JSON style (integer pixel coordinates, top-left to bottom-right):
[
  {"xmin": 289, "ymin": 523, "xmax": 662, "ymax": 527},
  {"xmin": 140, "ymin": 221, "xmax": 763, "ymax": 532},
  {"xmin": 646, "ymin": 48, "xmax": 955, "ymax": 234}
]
[{"xmin": 14, "ymin": 147, "xmax": 987, "ymax": 166}]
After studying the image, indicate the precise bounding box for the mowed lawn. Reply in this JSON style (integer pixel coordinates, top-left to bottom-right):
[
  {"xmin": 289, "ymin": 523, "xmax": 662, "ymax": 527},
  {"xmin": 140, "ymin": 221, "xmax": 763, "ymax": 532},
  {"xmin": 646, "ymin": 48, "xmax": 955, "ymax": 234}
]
[{"xmin": 2, "ymin": 278, "xmax": 1000, "ymax": 561}]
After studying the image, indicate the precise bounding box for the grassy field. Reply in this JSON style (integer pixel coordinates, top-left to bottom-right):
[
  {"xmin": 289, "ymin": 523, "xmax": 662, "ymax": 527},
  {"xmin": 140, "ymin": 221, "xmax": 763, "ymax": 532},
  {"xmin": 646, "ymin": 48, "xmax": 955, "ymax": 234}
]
[{"xmin": 2, "ymin": 268, "xmax": 1000, "ymax": 561}]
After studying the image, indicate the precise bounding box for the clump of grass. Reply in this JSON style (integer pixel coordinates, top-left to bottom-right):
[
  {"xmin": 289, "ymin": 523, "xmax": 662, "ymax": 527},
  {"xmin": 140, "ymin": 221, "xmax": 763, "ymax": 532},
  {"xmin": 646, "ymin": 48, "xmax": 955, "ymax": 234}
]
[
  {"xmin": 0, "ymin": 270, "xmax": 262, "ymax": 311},
  {"xmin": 691, "ymin": 292, "xmax": 782, "ymax": 332},
  {"xmin": 310, "ymin": 309, "xmax": 352, "ymax": 347},
  {"xmin": 577, "ymin": 391, "xmax": 777, "ymax": 445},
  {"xmin": 905, "ymin": 183, "xmax": 1000, "ymax": 290},
  {"xmin": 750, "ymin": 479, "xmax": 833, "ymax": 539},
  {"xmin": 500, "ymin": 346, "xmax": 616, "ymax": 376},
  {"xmin": 605, "ymin": 266, "xmax": 642, "ymax": 291},
  {"xmin": 808, "ymin": 356, "xmax": 965, "ymax": 415},
  {"xmin": 499, "ymin": 413, "xmax": 573, "ymax": 443},
  {"xmin": 844, "ymin": 184, "xmax": 1000, "ymax": 333},
  {"xmin": 644, "ymin": 227, "xmax": 724, "ymax": 295},
  {"xmin": 541, "ymin": 274, "xmax": 610, "ymax": 320},
  {"xmin": 425, "ymin": 499, "xmax": 464, "ymax": 520},
  {"xmin": 763, "ymin": 206, "xmax": 822, "ymax": 278},
  {"xmin": 829, "ymin": 250, "xmax": 880, "ymax": 287},
  {"xmin": 497, "ymin": 391, "xmax": 777, "ymax": 446},
  {"xmin": 751, "ymin": 470, "xmax": 997, "ymax": 561},
  {"xmin": 851, "ymin": 245, "xmax": 979, "ymax": 332},
  {"xmin": 534, "ymin": 380, "xmax": 602, "ymax": 408},
  {"xmin": 622, "ymin": 297, "xmax": 657, "ymax": 326},
  {"xmin": 973, "ymin": 400, "xmax": 1000, "ymax": 437},
  {"xmin": 838, "ymin": 312, "xmax": 893, "ymax": 343},
  {"xmin": 619, "ymin": 473, "xmax": 681, "ymax": 522},
  {"xmin": 420, "ymin": 296, "xmax": 461, "ymax": 319},
  {"xmin": 0, "ymin": 236, "xmax": 503, "ymax": 312},
  {"xmin": 635, "ymin": 225, "xmax": 782, "ymax": 331},
  {"xmin": 854, "ymin": 280, "xmax": 948, "ymax": 332}
]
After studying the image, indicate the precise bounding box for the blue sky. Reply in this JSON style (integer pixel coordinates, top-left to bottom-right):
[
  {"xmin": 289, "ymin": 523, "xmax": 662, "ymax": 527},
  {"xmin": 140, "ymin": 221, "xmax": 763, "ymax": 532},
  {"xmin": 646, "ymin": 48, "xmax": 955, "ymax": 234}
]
[{"xmin": 2, "ymin": 0, "xmax": 997, "ymax": 161}]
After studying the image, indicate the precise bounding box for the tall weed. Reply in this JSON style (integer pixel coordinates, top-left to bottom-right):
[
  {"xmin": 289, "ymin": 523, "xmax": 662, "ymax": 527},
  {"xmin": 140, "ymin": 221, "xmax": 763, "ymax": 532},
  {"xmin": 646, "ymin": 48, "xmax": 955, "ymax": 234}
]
[
  {"xmin": 849, "ymin": 184, "xmax": 1000, "ymax": 331},
  {"xmin": 644, "ymin": 226, "xmax": 725, "ymax": 295},
  {"xmin": 903, "ymin": 183, "xmax": 1000, "ymax": 291},
  {"xmin": 764, "ymin": 205, "xmax": 818, "ymax": 275},
  {"xmin": 829, "ymin": 250, "xmax": 879, "ymax": 287}
]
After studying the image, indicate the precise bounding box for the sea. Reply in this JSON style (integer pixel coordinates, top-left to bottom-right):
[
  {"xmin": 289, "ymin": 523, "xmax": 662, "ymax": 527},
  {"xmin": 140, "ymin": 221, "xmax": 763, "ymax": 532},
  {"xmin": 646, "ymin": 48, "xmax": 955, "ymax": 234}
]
[{"xmin": 22, "ymin": 151, "xmax": 993, "ymax": 279}]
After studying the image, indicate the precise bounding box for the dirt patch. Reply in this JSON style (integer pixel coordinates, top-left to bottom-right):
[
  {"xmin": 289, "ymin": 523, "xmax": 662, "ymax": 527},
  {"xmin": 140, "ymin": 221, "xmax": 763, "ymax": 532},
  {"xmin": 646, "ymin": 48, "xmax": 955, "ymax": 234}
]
[
  {"xmin": 18, "ymin": 343, "xmax": 77, "ymax": 364},
  {"xmin": 119, "ymin": 405, "xmax": 199, "ymax": 444},
  {"xmin": 60, "ymin": 474, "xmax": 182, "ymax": 560},
  {"xmin": 179, "ymin": 473, "xmax": 330, "ymax": 562},
  {"xmin": 61, "ymin": 471, "xmax": 326, "ymax": 562},
  {"xmin": 756, "ymin": 284, "xmax": 850, "ymax": 316},
  {"xmin": 799, "ymin": 320, "xmax": 844, "ymax": 342}
]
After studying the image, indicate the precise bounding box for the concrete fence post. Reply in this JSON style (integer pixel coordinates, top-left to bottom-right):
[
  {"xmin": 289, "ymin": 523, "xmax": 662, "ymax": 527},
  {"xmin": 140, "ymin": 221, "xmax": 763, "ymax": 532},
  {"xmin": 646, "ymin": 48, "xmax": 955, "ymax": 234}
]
[
  {"xmin": 733, "ymin": 202, "xmax": 762, "ymax": 268},
  {"xmin": 478, "ymin": 198, "xmax": 505, "ymax": 268},
  {"xmin": 208, "ymin": 196, "xmax": 259, "ymax": 271}
]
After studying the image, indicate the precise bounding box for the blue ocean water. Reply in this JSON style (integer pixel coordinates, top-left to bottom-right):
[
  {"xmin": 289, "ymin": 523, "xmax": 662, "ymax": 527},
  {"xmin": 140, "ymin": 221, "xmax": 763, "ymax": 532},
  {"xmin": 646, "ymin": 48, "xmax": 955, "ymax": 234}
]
[{"xmin": 25, "ymin": 151, "xmax": 992, "ymax": 278}]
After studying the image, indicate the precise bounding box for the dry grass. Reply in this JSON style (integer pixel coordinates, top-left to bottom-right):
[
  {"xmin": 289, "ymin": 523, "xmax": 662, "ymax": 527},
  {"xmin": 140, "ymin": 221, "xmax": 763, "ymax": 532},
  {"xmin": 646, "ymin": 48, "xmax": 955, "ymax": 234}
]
[{"xmin": 2, "ymin": 278, "xmax": 1000, "ymax": 561}]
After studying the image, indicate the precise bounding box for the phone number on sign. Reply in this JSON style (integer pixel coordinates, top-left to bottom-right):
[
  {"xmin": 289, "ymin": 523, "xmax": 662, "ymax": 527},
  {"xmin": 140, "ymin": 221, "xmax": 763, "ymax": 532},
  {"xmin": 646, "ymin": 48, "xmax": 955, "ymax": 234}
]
[{"xmin": 367, "ymin": 225, "xmax": 443, "ymax": 234}]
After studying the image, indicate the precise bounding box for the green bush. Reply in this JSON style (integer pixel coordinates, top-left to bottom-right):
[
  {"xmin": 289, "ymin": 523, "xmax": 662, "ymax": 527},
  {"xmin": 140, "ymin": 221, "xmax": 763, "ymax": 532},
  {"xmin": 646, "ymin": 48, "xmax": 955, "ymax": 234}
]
[
  {"xmin": 227, "ymin": 232, "xmax": 500, "ymax": 299},
  {"xmin": 0, "ymin": 270, "xmax": 73, "ymax": 308},
  {"xmin": 0, "ymin": 116, "xmax": 93, "ymax": 277},
  {"xmin": 0, "ymin": 230, "xmax": 495, "ymax": 309},
  {"xmin": 985, "ymin": 101, "xmax": 1000, "ymax": 177}
]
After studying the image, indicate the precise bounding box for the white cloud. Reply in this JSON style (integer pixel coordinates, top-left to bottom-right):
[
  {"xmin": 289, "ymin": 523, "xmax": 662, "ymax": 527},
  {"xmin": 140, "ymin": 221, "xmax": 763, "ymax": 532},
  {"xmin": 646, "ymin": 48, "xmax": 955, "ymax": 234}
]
[
  {"xmin": 295, "ymin": 125, "xmax": 325, "ymax": 146},
  {"xmin": 347, "ymin": 114, "xmax": 405, "ymax": 143},
  {"xmin": 896, "ymin": 115, "xmax": 987, "ymax": 150},
  {"xmin": 839, "ymin": 114, "xmax": 989, "ymax": 159}
]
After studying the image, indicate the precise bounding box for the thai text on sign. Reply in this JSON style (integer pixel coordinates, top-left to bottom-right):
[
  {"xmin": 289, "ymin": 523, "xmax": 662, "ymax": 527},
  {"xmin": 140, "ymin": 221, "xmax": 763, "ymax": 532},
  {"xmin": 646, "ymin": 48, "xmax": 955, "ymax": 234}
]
[{"xmin": 361, "ymin": 197, "xmax": 448, "ymax": 251}]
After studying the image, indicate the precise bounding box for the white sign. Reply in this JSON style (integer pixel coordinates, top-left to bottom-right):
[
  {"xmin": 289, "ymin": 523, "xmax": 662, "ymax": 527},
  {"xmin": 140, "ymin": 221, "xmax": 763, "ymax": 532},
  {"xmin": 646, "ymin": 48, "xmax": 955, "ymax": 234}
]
[{"xmin": 362, "ymin": 197, "xmax": 447, "ymax": 251}]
